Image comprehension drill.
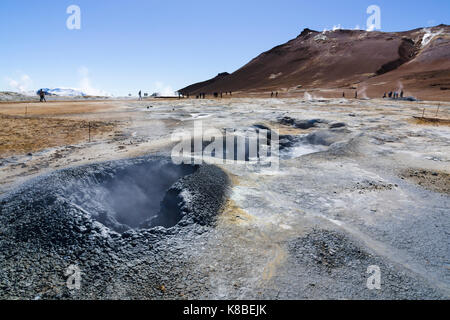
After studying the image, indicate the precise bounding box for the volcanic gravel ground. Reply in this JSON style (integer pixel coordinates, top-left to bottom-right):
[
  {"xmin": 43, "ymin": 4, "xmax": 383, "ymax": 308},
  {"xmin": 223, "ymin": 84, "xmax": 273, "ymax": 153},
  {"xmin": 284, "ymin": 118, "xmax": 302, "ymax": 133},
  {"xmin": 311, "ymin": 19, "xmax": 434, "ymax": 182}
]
[
  {"xmin": 0, "ymin": 156, "xmax": 230, "ymax": 299},
  {"xmin": 0, "ymin": 97, "xmax": 449, "ymax": 299}
]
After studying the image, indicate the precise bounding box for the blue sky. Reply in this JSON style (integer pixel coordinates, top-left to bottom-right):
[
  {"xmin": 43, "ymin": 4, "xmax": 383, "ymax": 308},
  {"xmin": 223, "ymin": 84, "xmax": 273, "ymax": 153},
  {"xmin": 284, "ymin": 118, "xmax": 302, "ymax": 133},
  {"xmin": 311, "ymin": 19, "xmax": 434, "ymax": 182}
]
[{"xmin": 1, "ymin": 0, "xmax": 448, "ymax": 96}]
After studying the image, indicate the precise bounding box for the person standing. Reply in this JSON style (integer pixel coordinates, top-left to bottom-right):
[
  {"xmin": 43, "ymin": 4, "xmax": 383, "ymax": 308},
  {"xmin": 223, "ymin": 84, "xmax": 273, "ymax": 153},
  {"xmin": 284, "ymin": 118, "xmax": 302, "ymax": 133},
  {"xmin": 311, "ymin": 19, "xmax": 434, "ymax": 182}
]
[
  {"xmin": 39, "ymin": 89, "xmax": 46, "ymax": 102},
  {"xmin": 138, "ymin": 90, "xmax": 142, "ymax": 101}
]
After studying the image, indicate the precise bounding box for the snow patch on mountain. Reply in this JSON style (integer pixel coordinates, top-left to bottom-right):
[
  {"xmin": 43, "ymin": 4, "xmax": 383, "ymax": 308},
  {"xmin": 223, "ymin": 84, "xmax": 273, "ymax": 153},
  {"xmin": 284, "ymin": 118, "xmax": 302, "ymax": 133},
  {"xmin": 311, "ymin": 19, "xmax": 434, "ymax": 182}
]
[{"xmin": 36, "ymin": 87, "xmax": 111, "ymax": 97}]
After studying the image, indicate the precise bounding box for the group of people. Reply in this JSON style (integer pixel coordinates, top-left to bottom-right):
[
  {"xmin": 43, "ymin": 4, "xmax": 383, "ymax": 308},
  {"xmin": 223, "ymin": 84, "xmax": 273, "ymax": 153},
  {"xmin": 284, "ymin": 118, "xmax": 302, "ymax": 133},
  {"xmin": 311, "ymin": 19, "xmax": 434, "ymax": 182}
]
[
  {"xmin": 271, "ymin": 91, "xmax": 279, "ymax": 98},
  {"xmin": 383, "ymin": 90, "xmax": 404, "ymax": 99},
  {"xmin": 173, "ymin": 91, "xmax": 235, "ymax": 99},
  {"xmin": 195, "ymin": 91, "xmax": 232, "ymax": 99}
]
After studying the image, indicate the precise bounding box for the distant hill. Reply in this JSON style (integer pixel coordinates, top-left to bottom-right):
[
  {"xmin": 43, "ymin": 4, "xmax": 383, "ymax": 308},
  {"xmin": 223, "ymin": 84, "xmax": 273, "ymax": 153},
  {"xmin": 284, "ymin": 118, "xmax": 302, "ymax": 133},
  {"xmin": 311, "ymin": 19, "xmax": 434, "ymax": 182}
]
[
  {"xmin": 37, "ymin": 88, "xmax": 87, "ymax": 97},
  {"xmin": 0, "ymin": 91, "xmax": 36, "ymax": 102},
  {"xmin": 0, "ymin": 88, "xmax": 110, "ymax": 102},
  {"xmin": 178, "ymin": 25, "xmax": 450, "ymax": 100}
]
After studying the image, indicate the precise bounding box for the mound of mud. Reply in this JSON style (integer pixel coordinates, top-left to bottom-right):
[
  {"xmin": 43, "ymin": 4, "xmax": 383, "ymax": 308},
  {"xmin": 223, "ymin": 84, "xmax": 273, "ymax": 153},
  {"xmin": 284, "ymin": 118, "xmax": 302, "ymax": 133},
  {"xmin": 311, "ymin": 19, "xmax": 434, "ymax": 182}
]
[
  {"xmin": 305, "ymin": 128, "xmax": 351, "ymax": 146},
  {"xmin": 62, "ymin": 159, "xmax": 197, "ymax": 233},
  {"xmin": 289, "ymin": 230, "xmax": 370, "ymax": 272},
  {"xmin": 264, "ymin": 229, "xmax": 446, "ymax": 299},
  {"xmin": 278, "ymin": 116, "xmax": 327, "ymax": 129},
  {"xmin": 0, "ymin": 156, "xmax": 230, "ymax": 299},
  {"xmin": 277, "ymin": 127, "xmax": 359, "ymax": 159},
  {"xmin": 0, "ymin": 156, "xmax": 230, "ymax": 237}
]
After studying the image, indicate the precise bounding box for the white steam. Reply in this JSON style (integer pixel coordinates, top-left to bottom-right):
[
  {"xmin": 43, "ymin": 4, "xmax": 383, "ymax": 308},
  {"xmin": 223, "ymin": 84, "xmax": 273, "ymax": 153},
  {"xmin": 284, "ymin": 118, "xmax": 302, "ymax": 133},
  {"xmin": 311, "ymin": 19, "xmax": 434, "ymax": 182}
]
[
  {"xmin": 6, "ymin": 74, "xmax": 33, "ymax": 93},
  {"xmin": 304, "ymin": 91, "xmax": 323, "ymax": 101},
  {"xmin": 421, "ymin": 28, "xmax": 443, "ymax": 48},
  {"xmin": 77, "ymin": 66, "xmax": 110, "ymax": 96},
  {"xmin": 332, "ymin": 24, "xmax": 342, "ymax": 31},
  {"xmin": 153, "ymin": 82, "xmax": 176, "ymax": 96},
  {"xmin": 358, "ymin": 85, "xmax": 369, "ymax": 99}
]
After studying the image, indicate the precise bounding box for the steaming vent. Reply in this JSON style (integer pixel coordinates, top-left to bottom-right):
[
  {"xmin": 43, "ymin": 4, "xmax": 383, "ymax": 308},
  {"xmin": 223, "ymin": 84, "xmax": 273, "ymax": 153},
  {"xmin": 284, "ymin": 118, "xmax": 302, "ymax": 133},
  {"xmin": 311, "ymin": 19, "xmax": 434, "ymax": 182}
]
[{"xmin": 67, "ymin": 160, "xmax": 198, "ymax": 233}]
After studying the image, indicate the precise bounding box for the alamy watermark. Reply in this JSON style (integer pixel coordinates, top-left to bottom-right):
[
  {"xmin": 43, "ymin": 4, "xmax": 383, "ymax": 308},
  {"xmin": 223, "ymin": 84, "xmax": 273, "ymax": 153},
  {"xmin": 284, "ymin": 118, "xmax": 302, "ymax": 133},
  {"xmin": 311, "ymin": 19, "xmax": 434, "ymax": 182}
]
[
  {"xmin": 66, "ymin": 5, "xmax": 81, "ymax": 30},
  {"xmin": 366, "ymin": 265, "xmax": 381, "ymax": 290},
  {"xmin": 65, "ymin": 264, "xmax": 82, "ymax": 290},
  {"xmin": 366, "ymin": 5, "xmax": 381, "ymax": 31},
  {"xmin": 63, "ymin": 4, "xmax": 381, "ymax": 34}
]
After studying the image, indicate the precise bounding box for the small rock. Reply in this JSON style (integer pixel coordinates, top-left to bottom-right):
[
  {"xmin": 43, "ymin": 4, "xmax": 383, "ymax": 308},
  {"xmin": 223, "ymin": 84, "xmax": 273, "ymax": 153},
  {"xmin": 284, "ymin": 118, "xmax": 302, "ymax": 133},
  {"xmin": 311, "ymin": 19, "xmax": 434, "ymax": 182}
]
[{"xmin": 329, "ymin": 122, "xmax": 346, "ymax": 129}]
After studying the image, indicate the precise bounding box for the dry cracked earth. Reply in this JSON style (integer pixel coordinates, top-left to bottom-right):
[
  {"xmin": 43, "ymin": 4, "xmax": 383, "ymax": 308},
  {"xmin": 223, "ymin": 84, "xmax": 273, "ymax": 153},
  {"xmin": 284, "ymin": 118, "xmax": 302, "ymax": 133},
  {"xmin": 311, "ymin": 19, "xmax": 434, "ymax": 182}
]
[{"xmin": 0, "ymin": 97, "xmax": 449, "ymax": 300}]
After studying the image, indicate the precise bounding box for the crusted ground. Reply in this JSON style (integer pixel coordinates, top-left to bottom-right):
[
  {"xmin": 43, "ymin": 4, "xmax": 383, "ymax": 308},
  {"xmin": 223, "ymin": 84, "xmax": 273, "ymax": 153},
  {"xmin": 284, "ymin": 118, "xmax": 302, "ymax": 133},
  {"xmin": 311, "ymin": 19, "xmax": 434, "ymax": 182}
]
[{"xmin": 0, "ymin": 97, "xmax": 449, "ymax": 299}]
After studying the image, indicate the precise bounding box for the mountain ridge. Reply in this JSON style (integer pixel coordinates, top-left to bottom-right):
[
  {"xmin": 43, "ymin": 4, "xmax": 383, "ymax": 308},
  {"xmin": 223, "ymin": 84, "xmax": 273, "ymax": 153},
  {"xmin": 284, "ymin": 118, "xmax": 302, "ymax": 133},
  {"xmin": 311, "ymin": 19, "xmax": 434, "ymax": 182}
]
[{"xmin": 179, "ymin": 25, "xmax": 450, "ymax": 100}]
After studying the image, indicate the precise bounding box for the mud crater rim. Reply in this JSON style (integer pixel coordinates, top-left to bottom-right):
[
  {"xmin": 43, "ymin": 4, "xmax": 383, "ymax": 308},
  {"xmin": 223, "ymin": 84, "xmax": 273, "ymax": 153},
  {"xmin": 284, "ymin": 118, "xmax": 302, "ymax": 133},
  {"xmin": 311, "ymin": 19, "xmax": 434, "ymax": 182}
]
[{"xmin": 65, "ymin": 159, "xmax": 199, "ymax": 234}]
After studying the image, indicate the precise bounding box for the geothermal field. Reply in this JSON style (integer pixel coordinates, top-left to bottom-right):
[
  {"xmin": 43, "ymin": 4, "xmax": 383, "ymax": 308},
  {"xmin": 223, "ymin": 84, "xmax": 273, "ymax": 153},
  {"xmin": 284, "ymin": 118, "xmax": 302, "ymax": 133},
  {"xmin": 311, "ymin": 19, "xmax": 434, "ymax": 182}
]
[{"xmin": 0, "ymin": 96, "xmax": 449, "ymax": 299}]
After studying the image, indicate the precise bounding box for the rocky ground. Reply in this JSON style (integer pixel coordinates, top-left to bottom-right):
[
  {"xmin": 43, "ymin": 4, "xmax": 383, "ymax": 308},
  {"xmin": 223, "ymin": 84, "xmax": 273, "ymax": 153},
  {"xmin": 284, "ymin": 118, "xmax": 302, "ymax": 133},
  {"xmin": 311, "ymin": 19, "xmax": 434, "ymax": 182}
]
[{"xmin": 0, "ymin": 97, "xmax": 449, "ymax": 299}]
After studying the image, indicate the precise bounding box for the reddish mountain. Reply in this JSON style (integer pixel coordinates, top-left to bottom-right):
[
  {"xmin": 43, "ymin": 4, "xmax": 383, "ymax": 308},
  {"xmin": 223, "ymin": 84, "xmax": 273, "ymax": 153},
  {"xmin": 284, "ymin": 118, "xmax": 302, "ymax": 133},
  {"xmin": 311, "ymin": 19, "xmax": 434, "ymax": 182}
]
[
  {"xmin": 179, "ymin": 72, "xmax": 229, "ymax": 96},
  {"xmin": 179, "ymin": 25, "xmax": 450, "ymax": 101}
]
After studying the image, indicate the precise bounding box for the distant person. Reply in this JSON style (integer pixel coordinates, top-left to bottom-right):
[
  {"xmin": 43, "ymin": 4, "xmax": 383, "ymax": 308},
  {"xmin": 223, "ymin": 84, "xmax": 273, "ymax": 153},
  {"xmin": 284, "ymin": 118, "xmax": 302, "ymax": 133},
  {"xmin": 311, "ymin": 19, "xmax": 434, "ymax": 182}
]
[
  {"xmin": 229, "ymin": 91, "xmax": 232, "ymax": 96},
  {"xmin": 39, "ymin": 89, "xmax": 46, "ymax": 102},
  {"xmin": 355, "ymin": 91, "xmax": 358, "ymax": 99},
  {"xmin": 383, "ymin": 92, "xmax": 386, "ymax": 98},
  {"xmin": 388, "ymin": 91, "xmax": 393, "ymax": 98},
  {"xmin": 276, "ymin": 92, "xmax": 278, "ymax": 98},
  {"xmin": 138, "ymin": 90, "xmax": 142, "ymax": 101},
  {"xmin": 400, "ymin": 90, "xmax": 404, "ymax": 98},
  {"xmin": 271, "ymin": 92, "xmax": 274, "ymax": 98},
  {"xmin": 342, "ymin": 92, "xmax": 345, "ymax": 98}
]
